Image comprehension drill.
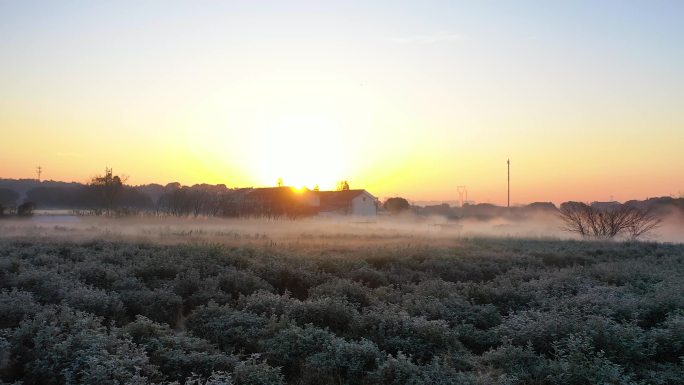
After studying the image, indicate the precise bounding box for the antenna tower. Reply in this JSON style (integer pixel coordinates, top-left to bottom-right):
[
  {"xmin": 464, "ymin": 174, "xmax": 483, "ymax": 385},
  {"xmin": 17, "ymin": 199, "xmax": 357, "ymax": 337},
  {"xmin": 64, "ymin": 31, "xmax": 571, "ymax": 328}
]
[{"xmin": 457, "ymin": 185, "xmax": 468, "ymax": 207}]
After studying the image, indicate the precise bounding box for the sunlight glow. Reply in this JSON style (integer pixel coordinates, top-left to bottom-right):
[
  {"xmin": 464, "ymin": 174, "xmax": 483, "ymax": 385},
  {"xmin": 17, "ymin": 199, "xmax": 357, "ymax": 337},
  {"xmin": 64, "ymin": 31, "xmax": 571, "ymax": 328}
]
[{"xmin": 252, "ymin": 114, "xmax": 349, "ymax": 189}]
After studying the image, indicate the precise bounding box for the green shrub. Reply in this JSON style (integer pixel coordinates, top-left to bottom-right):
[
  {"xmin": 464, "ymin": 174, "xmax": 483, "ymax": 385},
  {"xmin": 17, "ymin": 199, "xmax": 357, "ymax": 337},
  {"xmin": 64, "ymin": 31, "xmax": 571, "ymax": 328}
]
[
  {"xmin": 0, "ymin": 290, "xmax": 41, "ymax": 329},
  {"xmin": 123, "ymin": 316, "xmax": 237, "ymax": 382},
  {"xmin": 232, "ymin": 356, "xmax": 284, "ymax": 385},
  {"xmin": 186, "ymin": 303, "xmax": 268, "ymax": 354},
  {"xmin": 9, "ymin": 306, "xmax": 159, "ymax": 385}
]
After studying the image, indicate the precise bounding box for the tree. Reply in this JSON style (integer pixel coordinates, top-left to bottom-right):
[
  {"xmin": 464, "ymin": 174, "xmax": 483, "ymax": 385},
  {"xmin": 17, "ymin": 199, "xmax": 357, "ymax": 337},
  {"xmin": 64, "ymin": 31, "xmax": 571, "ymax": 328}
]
[
  {"xmin": 383, "ymin": 197, "xmax": 410, "ymax": 214},
  {"xmin": 16, "ymin": 201, "xmax": 35, "ymax": 217},
  {"xmin": 624, "ymin": 207, "xmax": 662, "ymax": 240},
  {"xmin": 558, "ymin": 202, "xmax": 661, "ymax": 240},
  {"xmin": 0, "ymin": 188, "xmax": 19, "ymax": 206},
  {"xmin": 90, "ymin": 168, "xmax": 126, "ymax": 214},
  {"xmin": 336, "ymin": 180, "xmax": 350, "ymax": 191}
]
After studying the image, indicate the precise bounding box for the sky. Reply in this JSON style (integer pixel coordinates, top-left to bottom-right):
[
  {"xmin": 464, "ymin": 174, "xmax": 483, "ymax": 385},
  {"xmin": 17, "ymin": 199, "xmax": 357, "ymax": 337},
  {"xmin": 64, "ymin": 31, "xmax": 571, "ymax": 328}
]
[{"xmin": 1, "ymin": 1, "xmax": 683, "ymax": 204}]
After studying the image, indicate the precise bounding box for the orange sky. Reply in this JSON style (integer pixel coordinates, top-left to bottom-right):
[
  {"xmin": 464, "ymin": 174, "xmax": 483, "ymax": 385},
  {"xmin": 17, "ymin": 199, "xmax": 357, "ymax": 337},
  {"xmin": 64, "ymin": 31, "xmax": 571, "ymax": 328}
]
[{"xmin": 1, "ymin": 2, "xmax": 683, "ymax": 204}]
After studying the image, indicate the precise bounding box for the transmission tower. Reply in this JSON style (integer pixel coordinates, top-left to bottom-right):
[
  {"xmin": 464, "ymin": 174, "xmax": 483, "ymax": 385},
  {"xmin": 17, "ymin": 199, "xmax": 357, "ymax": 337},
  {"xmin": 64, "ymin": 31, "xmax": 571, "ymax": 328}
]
[
  {"xmin": 36, "ymin": 165, "xmax": 42, "ymax": 182},
  {"xmin": 457, "ymin": 185, "xmax": 468, "ymax": 207}
]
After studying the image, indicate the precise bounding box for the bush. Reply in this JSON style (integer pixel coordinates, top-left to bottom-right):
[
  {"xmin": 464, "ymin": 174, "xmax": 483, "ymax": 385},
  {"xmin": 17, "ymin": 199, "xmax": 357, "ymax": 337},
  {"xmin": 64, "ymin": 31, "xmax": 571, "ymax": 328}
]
[
  {"xmin": 0, "ymin": 238, "xmax": 683, "ymax": 384},
  {"xmin": 9, "ymin": 306, "xmax": 159, "ymax": 384},
  {"xmin": 308, "ymin": 278, "xmax": 374, "ymax": 308},
  {"xmin": 546, "ymin": 334, "xmax": 637, "ymax": 385},
  {"xmin": 216, "ymin": 269, "xmax": 274, "ymax": 299},
  {"xmin": 303, "ymin": 338, "xmax": 383, "ymax": 385},
  {"xmin": 359, "ymin": 307, "xmax": 461, "ymax": 363},
  {"xmin": 123, "ymin": 316, "xmax": 237, "ymax": 382},
  {"xmin": 261, "ymin": 324, "xmax": 336, "ymax": 379},
  {"xmin": 186, "ymin": 303, "xmax": 268, "ymax": 354},
  {"xmin": 63, "ymin": 286, "xmax": 126, "ymax": 323},
  {"xmin": 236, "ymin": 290, "xmax": 295, "ymax": 317},
  {"xmin": 0, "ymin": 290, "xmax": 41, "ymax": 329},
  {"xmin": 232, "ymin": 356, "xmax": 284, "ymax": 385},
  {"xmin": 118, "ymin": 287, "xmax": 183, "ymax": 326},
  {"xmin": 288, "ymin": 296, "xmax": 360, "ymax": 335}
]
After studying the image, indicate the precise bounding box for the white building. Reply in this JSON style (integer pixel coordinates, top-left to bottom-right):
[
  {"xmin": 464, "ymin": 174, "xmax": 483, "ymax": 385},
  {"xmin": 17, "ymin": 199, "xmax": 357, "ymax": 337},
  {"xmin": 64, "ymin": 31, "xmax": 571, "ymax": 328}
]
[{"xmin": 318, "ymin": 190, "xmax": 378, "ymax": 216}]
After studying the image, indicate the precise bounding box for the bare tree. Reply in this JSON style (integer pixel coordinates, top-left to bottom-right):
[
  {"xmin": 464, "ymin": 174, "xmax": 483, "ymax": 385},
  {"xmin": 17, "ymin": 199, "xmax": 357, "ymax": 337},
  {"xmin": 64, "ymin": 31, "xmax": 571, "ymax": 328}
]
[
  {"xmin": 559, "ymin": 202, "xmax": 661, "ymax": 240},
  {"xmin": 624, "ymin": 207, "xmax": 662, "ymax": 240}
]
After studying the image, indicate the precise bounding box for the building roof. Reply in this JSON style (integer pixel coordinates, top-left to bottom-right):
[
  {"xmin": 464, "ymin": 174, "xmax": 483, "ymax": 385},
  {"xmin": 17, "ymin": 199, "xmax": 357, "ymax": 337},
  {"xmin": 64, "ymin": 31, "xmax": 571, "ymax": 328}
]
[{"xmin": 245, "ymin": 187, "xmax": 296, "ymax": 200}]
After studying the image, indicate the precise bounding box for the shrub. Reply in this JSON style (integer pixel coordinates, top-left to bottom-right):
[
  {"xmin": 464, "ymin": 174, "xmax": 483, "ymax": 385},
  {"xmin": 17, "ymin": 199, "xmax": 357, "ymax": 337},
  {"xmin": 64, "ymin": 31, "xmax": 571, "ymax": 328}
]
[
  {"xmin": 236, "ymin": 290, "xmax": 295, "ymax": 318},
  {"xmin": 183, "ymin": 371, "xmax": 234, "ymax": 385},
  {"xmin": 118, "ymin": 288, "xmax": 183, "ymax": 326},
  {"xmin": 9, "ymin": 306, "xmax": 159, "ymax": 384},
  {"xmin": 287, "ymin": 296, "xmax": 360, "ymax": 335},
  {"xmin": 250, "ymin": 261, "xmax": 322, "ymax": 299},
  {"xmin": 216, "ymin": 269, "xmax": 274, "ymax": 299},
  {"xmin": 260, "ymin": 324, "xmax": 336, "ymax": 379},
  {"xmin": 232, "ymin": 356, "xmax": 284, "ymax": 385},
  {"xmin": 546, "ymin": 334, "xmax": 637, "ymax": 385},
  {"xmin": 62, "ymin": 286, "xmax": 126, "ymax": 323},
  {"xmin": 308, "ymin": 278, "xmax": 374, "ymax": 308},
  {"xmin": 123, "ymin": 316, "xmax": 237, "ymax": 382},
  {"xmin": 1, "ymin": 238, "xmax": 683, "ymax": 384},
  {"xmin": 0, "ymin": 289, "xmax": 41, "ymax": 329},
  {"xmin": 186, "ymin": 303, "xmax": 268, "ymax": 354},
  {"xmin": 303, "ymin": 338, "xmax": 383, "ymax": 385},
  {"xmin": 359, "ymin": 307, "xmax": 461, "ymax": 363}
]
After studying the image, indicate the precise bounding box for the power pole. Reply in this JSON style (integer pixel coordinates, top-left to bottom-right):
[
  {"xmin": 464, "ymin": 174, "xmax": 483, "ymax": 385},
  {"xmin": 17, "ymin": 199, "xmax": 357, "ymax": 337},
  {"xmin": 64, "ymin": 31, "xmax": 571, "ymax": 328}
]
[
  {"xmin": 36, "ymin": 165, "xmax": 42, "ymax": 182},
  {"xmin": 507, "ymin": 159, "xmax": 510, "ymax": 208}
]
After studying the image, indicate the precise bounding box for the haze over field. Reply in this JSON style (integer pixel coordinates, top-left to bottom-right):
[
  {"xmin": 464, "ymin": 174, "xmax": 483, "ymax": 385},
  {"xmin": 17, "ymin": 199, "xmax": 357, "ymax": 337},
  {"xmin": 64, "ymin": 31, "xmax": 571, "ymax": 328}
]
[
  {"xmin": 3, "ymin": 3, "xmax": 684, "ymax": 384},
  {"xmin": 1, "ymin": 1, "xmax": 683, "ymax": 204}
]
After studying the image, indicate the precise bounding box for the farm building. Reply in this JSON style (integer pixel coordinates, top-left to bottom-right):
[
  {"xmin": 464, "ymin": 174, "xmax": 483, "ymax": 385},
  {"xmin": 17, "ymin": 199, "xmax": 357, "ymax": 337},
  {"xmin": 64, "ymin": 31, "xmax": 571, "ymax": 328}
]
[
  {"xmin": 318, "ymin": 189, "xmax": 378, "ymax": 216},
  {"xmin": 239, "ymin": 187, "xmax": 377, "ymax": 218}
]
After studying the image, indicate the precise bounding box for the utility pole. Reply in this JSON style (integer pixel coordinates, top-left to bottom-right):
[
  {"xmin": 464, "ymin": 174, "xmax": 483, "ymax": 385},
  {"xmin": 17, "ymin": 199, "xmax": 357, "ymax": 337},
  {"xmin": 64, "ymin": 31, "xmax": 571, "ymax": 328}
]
[
  {"xmin": 507, "ymin": 159, "xmax": 510, "ymax": 208},
  {"xmin": 36, "ymin": 165, "xmax": 42, "ymax": 182}
]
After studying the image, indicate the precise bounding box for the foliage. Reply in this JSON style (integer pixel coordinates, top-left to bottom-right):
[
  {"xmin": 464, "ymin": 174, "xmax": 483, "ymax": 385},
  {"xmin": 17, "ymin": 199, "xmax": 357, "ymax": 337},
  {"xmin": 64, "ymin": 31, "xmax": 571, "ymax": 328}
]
[
  {"xmin": 383, "ymin": 197, "xmax": 410, "ymax": 214},
  {"xmin": 336, "ymin": 180, "xmax": 350, "ymax": 191},
  {"xmin": 16, "ymin": 202, "xmax": 35, "ymax": 217},
  {"xmin": 0, "ymin": 188, "xmax": 19, "ymax": 206},
  {"xmin": 0, "ymin": 239, "xmax": 683, "ymax": 384}
]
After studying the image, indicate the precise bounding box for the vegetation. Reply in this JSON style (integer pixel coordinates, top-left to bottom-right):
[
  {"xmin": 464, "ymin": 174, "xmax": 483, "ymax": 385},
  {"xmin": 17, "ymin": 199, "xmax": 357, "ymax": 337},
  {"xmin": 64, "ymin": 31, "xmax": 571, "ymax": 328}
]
[
  {"xmin": 0, "ymin": 189, "xmax": 19, "ymax": 207},
  {"xmin": 383, "ymin": 197, "xmax": 410, "ymax": 214},
  {"xmin": 559, "ymin": 202, "xmax": 662, "ymax": 240},
  {"xmin": 0, "ymin": 238, "xmax": 682, "ymax": 384},
  {"xmin": 336, "ymin": 180, "xmax": 350, "ymax": 191}
]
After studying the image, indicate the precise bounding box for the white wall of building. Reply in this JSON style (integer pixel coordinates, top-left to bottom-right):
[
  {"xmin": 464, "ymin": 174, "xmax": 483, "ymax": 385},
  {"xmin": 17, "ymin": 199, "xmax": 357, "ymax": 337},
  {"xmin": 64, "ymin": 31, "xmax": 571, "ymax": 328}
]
[{"xmin": 351, "ymin": 192, "xmax": 377, "ymax": 216}]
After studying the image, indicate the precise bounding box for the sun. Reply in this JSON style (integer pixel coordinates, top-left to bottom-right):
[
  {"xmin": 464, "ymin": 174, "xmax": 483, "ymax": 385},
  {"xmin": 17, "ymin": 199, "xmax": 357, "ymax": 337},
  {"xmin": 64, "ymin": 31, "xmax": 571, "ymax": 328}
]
[{"xmin": 253, "ymin": 114, "xmax": 350, "ymax": 189}]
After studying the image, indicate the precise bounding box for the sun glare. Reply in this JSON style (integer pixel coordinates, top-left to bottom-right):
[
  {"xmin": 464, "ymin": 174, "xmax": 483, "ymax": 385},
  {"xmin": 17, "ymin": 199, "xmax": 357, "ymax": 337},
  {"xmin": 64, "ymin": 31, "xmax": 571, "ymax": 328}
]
[{"xmin": 253, "ymin": 114, "xmax": 349, "ymax": 189}]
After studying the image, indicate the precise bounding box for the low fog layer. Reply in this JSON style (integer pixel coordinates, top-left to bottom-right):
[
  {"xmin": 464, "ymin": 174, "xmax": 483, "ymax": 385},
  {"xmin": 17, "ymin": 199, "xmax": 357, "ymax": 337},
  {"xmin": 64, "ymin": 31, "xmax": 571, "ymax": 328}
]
[{"xmin": 1, "ymin": 211, "xmax": 682, "ymax": 246}]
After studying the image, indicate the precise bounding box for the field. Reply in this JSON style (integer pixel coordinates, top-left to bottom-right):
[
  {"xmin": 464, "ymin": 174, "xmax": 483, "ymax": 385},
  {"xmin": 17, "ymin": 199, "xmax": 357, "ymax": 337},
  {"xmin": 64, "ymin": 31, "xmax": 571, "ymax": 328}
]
[{"xmin": 1, "ymin": 226, "xmax": 683, "ymax": 385}]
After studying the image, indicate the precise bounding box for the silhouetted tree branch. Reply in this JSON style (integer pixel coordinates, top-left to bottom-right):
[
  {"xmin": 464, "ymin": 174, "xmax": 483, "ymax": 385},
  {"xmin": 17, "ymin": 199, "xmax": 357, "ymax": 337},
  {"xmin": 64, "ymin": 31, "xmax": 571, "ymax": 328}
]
[{"xmin": 559, "ymin": 202, "xmax": 661, "ymax": 240}]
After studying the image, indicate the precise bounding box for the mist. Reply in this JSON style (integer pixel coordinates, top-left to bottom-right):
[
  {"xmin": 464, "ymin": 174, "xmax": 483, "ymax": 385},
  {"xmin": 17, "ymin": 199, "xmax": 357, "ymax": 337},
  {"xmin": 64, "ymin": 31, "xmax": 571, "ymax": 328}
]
[{"xmin": 2, "ymin": 210, "xmax": 682, "ymax": 247}]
